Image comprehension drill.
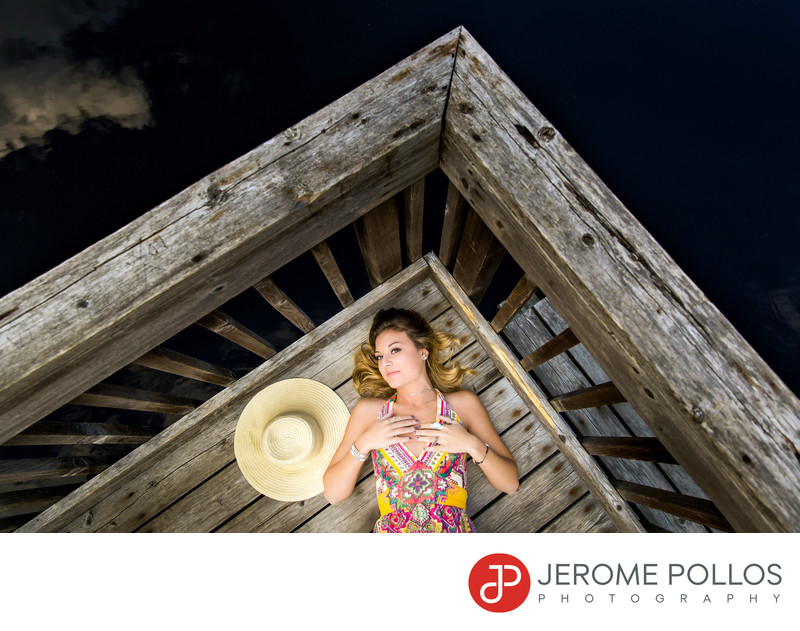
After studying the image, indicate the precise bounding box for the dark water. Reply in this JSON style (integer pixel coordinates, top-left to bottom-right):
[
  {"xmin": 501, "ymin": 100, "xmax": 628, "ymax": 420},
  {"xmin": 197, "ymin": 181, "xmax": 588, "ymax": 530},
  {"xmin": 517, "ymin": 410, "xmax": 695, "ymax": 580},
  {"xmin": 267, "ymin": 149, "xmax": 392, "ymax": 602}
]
[{"xmin": 1, "ymin": 0, "xmax": 799, "ymax": 395}]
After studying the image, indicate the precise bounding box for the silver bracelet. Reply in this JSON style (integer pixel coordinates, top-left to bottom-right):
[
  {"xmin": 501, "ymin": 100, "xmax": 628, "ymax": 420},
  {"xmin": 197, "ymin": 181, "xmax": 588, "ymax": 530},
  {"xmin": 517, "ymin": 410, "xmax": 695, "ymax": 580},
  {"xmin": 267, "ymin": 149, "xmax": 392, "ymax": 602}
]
[
  {"xmin": 350, "ymin": 442, "xmax": 368, "ymax": 462},
  {"xmin": 474, "ymin": 442, "xmax": 490, "ymax": 464}
]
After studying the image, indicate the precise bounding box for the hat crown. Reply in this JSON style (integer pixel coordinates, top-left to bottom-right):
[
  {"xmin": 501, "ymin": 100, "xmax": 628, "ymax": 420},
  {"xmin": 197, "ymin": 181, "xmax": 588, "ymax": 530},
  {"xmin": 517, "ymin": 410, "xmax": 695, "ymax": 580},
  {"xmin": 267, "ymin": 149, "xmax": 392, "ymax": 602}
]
[{"xmin": 261, "ymin": 412, "xmax": 320, "ymax": 465}]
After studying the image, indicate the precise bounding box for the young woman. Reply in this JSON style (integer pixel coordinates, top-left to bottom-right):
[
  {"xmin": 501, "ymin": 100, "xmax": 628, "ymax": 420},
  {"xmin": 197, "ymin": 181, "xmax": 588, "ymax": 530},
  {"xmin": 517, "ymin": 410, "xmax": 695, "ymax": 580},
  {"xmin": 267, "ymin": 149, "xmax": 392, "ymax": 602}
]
[{"xmin": 323, "ymin": 308, "xmax": 518, "ymax": 532}]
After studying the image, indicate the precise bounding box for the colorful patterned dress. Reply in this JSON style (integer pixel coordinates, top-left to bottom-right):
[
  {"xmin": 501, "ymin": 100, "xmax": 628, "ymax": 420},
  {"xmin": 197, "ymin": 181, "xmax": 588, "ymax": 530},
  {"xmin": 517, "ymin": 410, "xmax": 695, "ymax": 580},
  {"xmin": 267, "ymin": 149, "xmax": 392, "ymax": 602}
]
[{"xmin": 371, "ymin": 390, "xmax": 476, "ymax": 533}]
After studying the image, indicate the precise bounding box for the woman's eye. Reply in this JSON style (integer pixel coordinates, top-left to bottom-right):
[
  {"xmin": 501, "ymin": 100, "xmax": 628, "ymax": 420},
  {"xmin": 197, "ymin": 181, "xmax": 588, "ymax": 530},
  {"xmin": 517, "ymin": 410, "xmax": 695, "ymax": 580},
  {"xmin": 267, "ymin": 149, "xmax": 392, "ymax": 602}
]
[
  {"xmin": 391, "ymin": 348, "xmax": 400, "ymax": 353},
  {"xmin": 375, "ymin": 355, "xmax": 382, "ymax": 361}
]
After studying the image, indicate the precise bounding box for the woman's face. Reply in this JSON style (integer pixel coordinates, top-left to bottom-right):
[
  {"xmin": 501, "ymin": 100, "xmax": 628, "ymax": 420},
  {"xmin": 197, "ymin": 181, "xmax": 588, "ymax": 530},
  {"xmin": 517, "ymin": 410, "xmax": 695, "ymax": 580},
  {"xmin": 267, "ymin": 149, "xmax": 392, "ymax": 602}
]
[{"xmin": 374, "ymin": 328, "xmax": 428, "ymax": 390}]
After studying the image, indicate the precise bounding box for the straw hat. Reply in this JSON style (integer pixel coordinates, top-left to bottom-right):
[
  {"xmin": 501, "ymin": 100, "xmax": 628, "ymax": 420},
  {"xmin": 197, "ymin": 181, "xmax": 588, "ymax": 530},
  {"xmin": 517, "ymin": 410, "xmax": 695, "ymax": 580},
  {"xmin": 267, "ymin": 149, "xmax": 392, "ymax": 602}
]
[{"xmin": 234, "ymin": 378, "xmax": 349, "ymax": 501}]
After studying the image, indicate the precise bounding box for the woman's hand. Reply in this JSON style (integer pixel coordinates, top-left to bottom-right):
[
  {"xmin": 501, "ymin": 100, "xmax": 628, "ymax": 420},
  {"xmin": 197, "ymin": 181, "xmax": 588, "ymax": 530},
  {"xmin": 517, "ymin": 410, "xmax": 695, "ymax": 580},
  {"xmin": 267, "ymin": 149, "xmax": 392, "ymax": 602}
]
[
  {"xmin": 355, "ymin": 414, "xmax": 418, "ymax": 453},
  {"xmin": 412, "ymin": 414, "xmax": 483, "ymax": 456}
]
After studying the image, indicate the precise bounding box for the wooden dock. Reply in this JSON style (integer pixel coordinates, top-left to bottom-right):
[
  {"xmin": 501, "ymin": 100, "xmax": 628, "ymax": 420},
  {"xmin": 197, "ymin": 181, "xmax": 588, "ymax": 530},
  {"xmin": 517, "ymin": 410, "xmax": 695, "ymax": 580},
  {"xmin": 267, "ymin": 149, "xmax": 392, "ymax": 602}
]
[{"xmin": 2, "ymin": 27, "xmax": 799, "ymax": 533}]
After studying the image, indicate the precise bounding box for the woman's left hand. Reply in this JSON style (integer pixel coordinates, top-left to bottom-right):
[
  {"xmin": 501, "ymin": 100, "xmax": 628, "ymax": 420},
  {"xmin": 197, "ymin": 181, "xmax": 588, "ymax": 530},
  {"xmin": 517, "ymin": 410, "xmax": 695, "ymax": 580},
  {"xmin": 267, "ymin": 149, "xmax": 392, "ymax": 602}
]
[{"xmin": 413, "ymin": 414, "xmax": 480, "ymax": 455}]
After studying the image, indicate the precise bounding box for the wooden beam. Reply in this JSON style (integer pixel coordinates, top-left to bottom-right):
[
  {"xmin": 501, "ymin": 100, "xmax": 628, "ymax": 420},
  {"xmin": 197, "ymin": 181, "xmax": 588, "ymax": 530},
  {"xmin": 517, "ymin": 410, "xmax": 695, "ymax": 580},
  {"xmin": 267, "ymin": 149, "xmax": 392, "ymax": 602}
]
[
  {"xmin": 17, "ymin": 258, "xmax": 432, "ymax": 532},
  {"xmin": 70, "ymin": 383, "xmax": 201, "ymax": 415},
  {"xmin": 132, "ymin": 346, "xmax": 237, "ymax": 386},
  {"xmin": 614, "ymin": 480, "xmax": 733, "ymax": 532},
  {"xmin": 253, "ymin": 276, "xmax": 315, "ymax": 333},
  {"xmin": 0, "ymin": 27, "xmax": 459, "ymax": 444},
  {"xmin": 491, "ymin": 275, "xmax": 536, "ymax": 332},
  {"xmin": 0, "ymin": 458, "xmax": 111, "ymax": 484},
  {"xmin": 580, "ymin": 436, "xmax": 677, "ymax": 464},
  {"xmin": 69, "ymin": 383, "xmax": 202, "ymax": 414},
  {"xmin": 550, "ymin": 382, "xmax": 627, "ymax": 412},
  {"xmin": 404, "ymin": 177, "xmax": 426, "ymax": 263},
  {"xmin": 196, "ymin": 310, "xmax": 276, "ymax": 359},
  {"xmin": 438, "ymin": 178, "xmax": 468, "ymax": 266},
  {"xmin": 310, "ymin": 241, "xmax": 354, "ymax": 307},
  {"xmin": 354, "ymin": 197, "xmax": 403, "ymax": 287},
  {"xmin": 520, "ymin": 327, "xmax": 580, "ymax": 370},
  {"xmin": 440, "ymin": 28, "xmax": 800, "ymax": 531},
  {"xmin": 3, "ymin": 422, "xmax": 156, "ymax": 446},
  {"xmin": 0, "ymin": 486, "xmax": 81, "ymax": 519},
  {"xmin": 452, "ymin": 206, "xmax": 506, "ymax": 305},
  {"xmin": 424, "ymin": 252, "xmax": 646, "ymax": 532}
]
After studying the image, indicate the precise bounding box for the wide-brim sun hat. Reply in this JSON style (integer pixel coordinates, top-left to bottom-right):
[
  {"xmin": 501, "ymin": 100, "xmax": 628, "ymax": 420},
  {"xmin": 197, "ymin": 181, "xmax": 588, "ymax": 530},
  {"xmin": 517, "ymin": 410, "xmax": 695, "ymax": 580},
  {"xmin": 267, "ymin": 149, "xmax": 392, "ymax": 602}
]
[{"xmin": 234, "ymin": 378, "xmax": 349, "ymax": 502}]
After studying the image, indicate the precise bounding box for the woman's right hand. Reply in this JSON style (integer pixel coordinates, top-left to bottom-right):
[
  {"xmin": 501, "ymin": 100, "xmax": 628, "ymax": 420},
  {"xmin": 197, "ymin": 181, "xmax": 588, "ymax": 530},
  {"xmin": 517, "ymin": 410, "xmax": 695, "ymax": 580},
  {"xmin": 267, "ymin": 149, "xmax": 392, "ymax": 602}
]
[{"xmin": 355, "ymin": 414, "xmax": 418, "ymax": 452}]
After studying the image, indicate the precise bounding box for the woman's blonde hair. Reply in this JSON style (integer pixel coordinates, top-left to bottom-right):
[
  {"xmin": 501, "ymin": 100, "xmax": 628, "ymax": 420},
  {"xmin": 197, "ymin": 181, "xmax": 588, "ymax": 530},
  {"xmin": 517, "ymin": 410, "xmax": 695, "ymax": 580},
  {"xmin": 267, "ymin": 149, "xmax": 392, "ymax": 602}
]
[{"xmin": 353, "ymin": 308, "xmax": 474, "ymax": 398}]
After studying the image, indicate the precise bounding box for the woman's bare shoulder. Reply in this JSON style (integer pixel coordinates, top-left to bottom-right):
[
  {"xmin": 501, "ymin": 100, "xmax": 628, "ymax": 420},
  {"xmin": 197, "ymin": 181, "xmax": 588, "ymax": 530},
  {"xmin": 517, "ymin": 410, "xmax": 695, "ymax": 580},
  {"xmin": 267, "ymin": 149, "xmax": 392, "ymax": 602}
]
[
  {"xmin": 444, "ymin": 389, "xmax": 482, "ymax": 407},
  {"xmin": 351, "ymin": 396, "xmax": 385, "ymax": 418}
]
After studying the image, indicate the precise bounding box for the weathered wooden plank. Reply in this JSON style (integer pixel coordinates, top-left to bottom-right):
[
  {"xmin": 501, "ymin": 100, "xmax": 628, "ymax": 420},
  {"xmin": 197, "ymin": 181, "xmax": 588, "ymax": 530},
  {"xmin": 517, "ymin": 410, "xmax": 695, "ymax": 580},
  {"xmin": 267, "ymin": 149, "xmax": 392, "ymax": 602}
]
[
  {"xmin": 3, "ymin": 422, "xmax": 156, "ymax": 446},
  {"xmin": 504, "ymin": 300, "xmax": 708, "ymax": 532},
  {"xmin": 132, "ymin": 346, "xmax": 237, "ymax": 386},
  {"xmin": 310, "ymin": 240, "xmax": 354, "ymax": 307},
  {"xmin": 581, "ymin": 436, "xmax": 677, "ymax": 464},
  {"xmin": 473, "ymin": 452, "xmax": 586, "ymax": 533},
  {"xmin": 615, "ymin": 480, "xmax": 734, "ymax": 532},
  {"xmin": 138, "ymin": 461, "xmax": 261, "ymax": 533},
  {"xmin": 18, "ymin": 260, "xmax": 433, "ymax": 532},
  {"xmin": 89, "ymin": 272, "xmax": 446, "ymax": 534},
  {"xmin": 354, "ymin": 197, "xmax": 404, "ymax": 287},
  {"xmin": 0, "ymin": 485, "xmax": 81, "ymax": 519},
  {"xmin": 70, "ymin": 383, "xmax": 201, "ymax": 415},
  {"xmin": 438, "ymin": 179, "xmax": 468, "ymax": 267},
  {"xmin": 253, "ymin": 276, "xmax": 315, "ymax": 333},
  {"xmin": 466, "ymin": 409, "xmax": 558, "ymax": 517},
  {"xmin": 491, "ymin": 275, "xmax": 536, "ymax": 333},
  {"xmin": 531, "ymin": 296, "xmax": 708, "ymax": 499},
  {"xmin": 425, "ymin": 252, "xmax": 646, "ymax": 532},
  {"xmin": 441, "ymin": 29, "xmax": 800, "ymax": 531},
  {"xmin": 0, "ymin": 458, "xmax": 111, "ymax": 484},
  {"xmin": 0, "ymin": 28, "xmax": 459, "ymax": 444},
  {"xmin": 196, "ymin": 310, "xmax": 276, "ymax": 359},
  {"xmin": 550, "ymin": 382, "xmax": 627, "ymax": 412},
  {"xmin": 404, "ymin": 177, "xmax": 426, "ymax": 263},
  {"xmin": 540, "ymin": 493, "xmax": 618, "ymax": 533},
  {"xmin": 520, "ymin": 327, "xmax": 580, "ymax": 371},
  {"xmin": 452, "ymin": 206, "xmax": 505, "ymax": 305}
]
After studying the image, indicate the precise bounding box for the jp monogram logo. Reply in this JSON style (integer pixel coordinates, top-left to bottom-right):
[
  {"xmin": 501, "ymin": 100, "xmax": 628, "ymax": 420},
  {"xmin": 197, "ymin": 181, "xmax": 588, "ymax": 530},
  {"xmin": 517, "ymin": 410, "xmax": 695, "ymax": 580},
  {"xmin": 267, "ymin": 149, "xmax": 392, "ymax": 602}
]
[{"xmin": 468, "ymin": 553, "xmax": 531, "ymax": 612}]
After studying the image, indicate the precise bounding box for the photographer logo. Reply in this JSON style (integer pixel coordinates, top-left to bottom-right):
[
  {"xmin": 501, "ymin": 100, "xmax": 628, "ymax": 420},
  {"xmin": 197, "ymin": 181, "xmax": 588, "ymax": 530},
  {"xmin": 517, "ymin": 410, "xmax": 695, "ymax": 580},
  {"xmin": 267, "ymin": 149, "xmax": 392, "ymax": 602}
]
[{"xmin": 469, "ymin": 553, "xmax": 531, "ymax": 612}]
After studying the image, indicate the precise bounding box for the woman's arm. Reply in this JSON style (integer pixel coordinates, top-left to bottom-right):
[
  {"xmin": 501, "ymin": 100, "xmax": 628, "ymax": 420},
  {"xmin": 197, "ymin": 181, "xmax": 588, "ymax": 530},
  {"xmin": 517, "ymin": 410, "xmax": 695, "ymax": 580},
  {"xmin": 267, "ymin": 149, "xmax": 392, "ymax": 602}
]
[
  {"xmin": 322, "ymin": 398, "xmax": 418, "ymax": 504},
  {"xmin": 415, "ymin": 390, "xmax": 519, "ymax": 495}
]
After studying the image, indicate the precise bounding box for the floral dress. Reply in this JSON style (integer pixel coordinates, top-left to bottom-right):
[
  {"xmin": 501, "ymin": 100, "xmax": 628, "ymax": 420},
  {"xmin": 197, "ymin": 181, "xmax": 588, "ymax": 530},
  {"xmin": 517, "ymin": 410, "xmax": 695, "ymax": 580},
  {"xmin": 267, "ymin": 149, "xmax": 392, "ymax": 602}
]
[{"xmin": 371, "ymin": 390, "xmax": 476, "ymax": 533}]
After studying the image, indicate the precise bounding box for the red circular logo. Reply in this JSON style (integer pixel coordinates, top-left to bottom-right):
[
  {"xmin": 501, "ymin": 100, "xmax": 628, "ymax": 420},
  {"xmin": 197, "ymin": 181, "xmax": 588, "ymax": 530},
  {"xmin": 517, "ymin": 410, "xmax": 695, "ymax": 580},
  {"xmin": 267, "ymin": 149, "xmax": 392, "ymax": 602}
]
[{"xmin": 468, "ymin": 553, "xmax": 530, "ymax": 612}]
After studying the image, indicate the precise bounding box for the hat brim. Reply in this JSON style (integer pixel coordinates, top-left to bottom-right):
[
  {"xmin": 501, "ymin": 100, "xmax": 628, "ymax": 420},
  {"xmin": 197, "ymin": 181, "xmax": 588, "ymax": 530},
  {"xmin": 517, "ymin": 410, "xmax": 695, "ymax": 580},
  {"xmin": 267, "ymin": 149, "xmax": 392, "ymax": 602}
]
[{"xmin": 234, "ymin": 378, "xmax": 350, "ymax": 502}]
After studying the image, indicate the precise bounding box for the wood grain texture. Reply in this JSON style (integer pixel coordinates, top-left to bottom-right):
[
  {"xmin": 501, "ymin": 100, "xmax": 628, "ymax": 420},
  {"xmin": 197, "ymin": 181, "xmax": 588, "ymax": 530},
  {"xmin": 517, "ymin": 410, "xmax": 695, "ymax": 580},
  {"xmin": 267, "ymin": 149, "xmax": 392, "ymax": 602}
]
[
  {"xmin": 491, "ymin": 275, "xmax": 536, "ymax": 333},
  {"xmin": 504, "ymin": 298, "xmax": 708, "ymax": 531},
  {"xmin": 132, "ymin": 346, "xmax": 237, "ymax": 386},
  {"xmin": 195, "ymin": 309, "xmax": 276, "ymax": 359},
  {"xmin": 0, "ymin": 28, "xmax": 459, "ymax": 444},
  {"xmin": 404, "ymin": 177, "xmax": 426, "ymax": 263},
  {"xmin": 452, "ymin": 206, "xmax": 505, "ymax": 305},
  {"xmin": 425, "ymin": 252, "xmax": 646, "ymax": 532},
  {"xmin": 438, "ymin": 178, "xmax": 468, "ymax": 267},
  {"xmin": 550, "ymin": 382, "xmax": 627, "ymax": 412},
  {"xmin": 310, "ymin": 240, "xmax": 354, "ymax": 307},
  {"xmin": 440, "ymin": 28, "xmax": 800, "ymax": 531},
  {"xmin": 354, "ymin": 197, "xmax": 404, "ymax": 288},
  {"xmin": 615, "ymin": 480, "xmax": 733, "ymax": 532},
  {"xmin": 520, "ymin": 327, "xmax": 579, "ymax": 370},
  {"xmin": 3, "ymin": 422, "xmax": 156, "ymax": 446},
  {"xmin": 581, "ymin": 436, "xmax": 677, "ymax": 464},
  {"xmin": 70, "ymin": 383, "xmax": 201, "ymax": 415},
  {"xmin": 253, "ymin": 276, "xmax": 315, "ymax": 333},
  {"xmin": 16, "ymin": 259, "xmax": 432, "ymax": 531}
]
